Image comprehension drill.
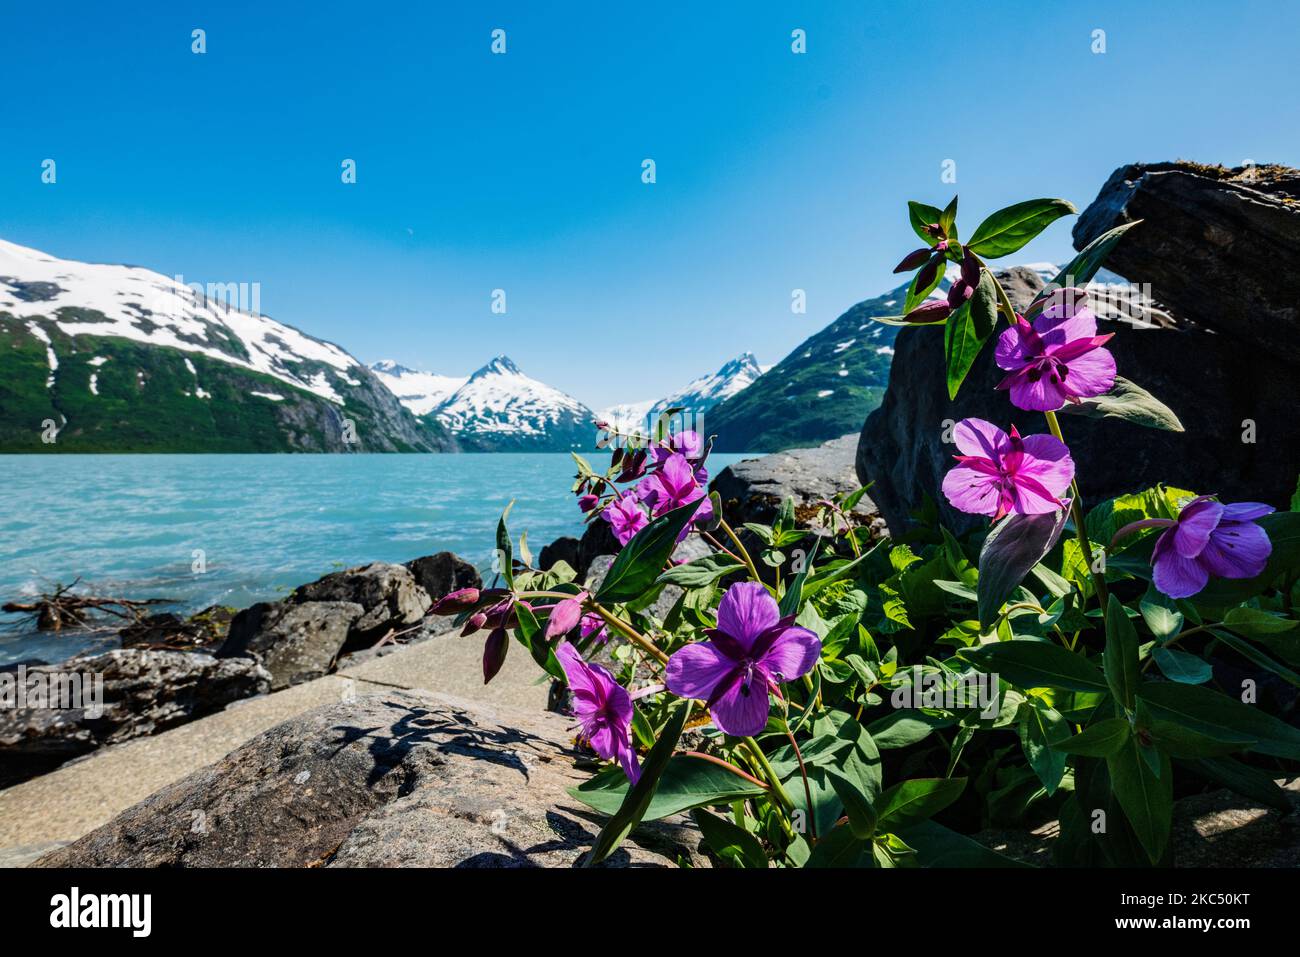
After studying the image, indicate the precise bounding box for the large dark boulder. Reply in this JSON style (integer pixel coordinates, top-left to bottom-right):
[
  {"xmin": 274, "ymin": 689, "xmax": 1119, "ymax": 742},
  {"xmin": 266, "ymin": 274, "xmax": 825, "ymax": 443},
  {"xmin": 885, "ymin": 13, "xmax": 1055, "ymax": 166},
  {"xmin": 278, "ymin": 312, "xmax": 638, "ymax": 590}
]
[
  {"xmin": 218, "ymin": 600, "xmax": 363, "ymax": 690},
  {"xmin": 291, "ymin": 562, "xmax": 432, "ymax": 641},
  {"xmin": 403, "ymin": 552, "xmax": 481, "ymax": 602},
  {"xmin": 1074, "ymin": 161, "xmax": 1300, "ymax": 364},
  {"xmin": 35, "ymin": 691, "xmax": 706, "ymax": 868},
  {"xmin": 858, "ymin": 202, "xmax": 1300, "ymax": 533},
  {"xmin": 0, "ymin": 649, "xmax": 269, "ymax": 787},
  {"xmin": 712, "ymin": 434, "xmax": 884, "ymax": 536}
]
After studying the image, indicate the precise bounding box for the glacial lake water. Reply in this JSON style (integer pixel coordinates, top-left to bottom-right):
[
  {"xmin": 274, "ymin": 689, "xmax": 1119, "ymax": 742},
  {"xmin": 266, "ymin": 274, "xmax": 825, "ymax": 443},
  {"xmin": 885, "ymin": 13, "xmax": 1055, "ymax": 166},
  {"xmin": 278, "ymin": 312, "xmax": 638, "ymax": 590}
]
[{"xmin": 0, "ymin": 452, "xmax": 758, "ymax": 665}]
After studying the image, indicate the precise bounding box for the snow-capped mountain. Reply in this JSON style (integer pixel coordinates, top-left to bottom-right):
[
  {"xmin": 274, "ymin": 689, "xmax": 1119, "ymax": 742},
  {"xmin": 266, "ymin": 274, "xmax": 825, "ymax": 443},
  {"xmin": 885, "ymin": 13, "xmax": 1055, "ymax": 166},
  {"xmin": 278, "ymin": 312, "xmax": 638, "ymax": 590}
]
[
  {"xmin": 374, "ymin": 355, "xmax": 597, "ymax": 451},
  {"xmin": 601, "ymin": 352, "xmax": 767, "ymax": 433},
  {"xmin": 0, "ymin": 238, "xmax": 451, "ymax": 452},
  {"xmin": 369, "ymin": 360, "xmax": 468, "ymax": 415}
]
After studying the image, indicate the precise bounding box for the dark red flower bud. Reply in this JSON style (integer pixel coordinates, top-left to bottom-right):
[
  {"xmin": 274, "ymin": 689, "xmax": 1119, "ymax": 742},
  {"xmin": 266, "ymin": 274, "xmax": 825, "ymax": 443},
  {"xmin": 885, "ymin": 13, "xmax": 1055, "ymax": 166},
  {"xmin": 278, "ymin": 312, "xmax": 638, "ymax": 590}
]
[
  {"xmin": 914, "ymin": 255, "xmax": 942, "ymax": 294},
  {"xmin": 892, "ymin": 247, "xmax": 931, "ymax": 274},
  {"xmin": 947, "ymin": 279, "xmax": 975, "ymax": 308},
  {"xmin": 903, "ymin": 300, "xmax": 952, "ymax": 324},
  {"xmin": 461, "ymin": 611, "xmax": 488, "ymax": 636},
  {"xmin": 960, "ymin": 248, "xmax": 980, "ymax": 288},
  {"xmin": 429, "ymin": 587, "xmax": 481, "ymax": 615},
  {"xmin": 482, "ymin": 628, "xmax": 509, "ymax": 684},
  {"xmin": 578, "ymin": 493, "xmax": 599, "ymax": 512},
  {"xmin": 925, "ymin": 223, "xmax": 944, "ymax": 238}
]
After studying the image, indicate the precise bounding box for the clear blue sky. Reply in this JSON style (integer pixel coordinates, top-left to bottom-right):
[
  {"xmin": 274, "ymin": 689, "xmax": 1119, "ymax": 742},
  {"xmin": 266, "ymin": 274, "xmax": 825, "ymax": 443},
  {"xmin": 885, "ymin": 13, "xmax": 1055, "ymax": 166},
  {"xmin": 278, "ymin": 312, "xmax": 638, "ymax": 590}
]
[{"xmin": 2, "ymin": 1, "xmax": 1293, "ymax": 409}]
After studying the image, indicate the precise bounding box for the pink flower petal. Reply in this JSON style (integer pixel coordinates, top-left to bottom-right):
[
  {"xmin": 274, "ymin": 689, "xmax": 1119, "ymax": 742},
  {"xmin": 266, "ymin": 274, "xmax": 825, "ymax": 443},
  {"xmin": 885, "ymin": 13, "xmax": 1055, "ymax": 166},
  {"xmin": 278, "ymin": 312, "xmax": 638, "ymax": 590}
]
[
  {"xmin": 952, "ymin": 418, "xmax": 1009, "ymax": 459},
  {"xmin": 1200, "ymin": 520, "xmax": 1272, "ymax": 579},
  {"xmin": 1153, "ymin": 549, "xmax": 1210, "ymax": 599},
  {"xmin": 665, "ymin": 640, "xmax": 738, "ymax": 701},
  {"xmin": 942, "ymin": 465, "xmax": 1004, "ymax": 517},
  {"xmin": 708, "ymin": 672, "xmax": 774, "ymax": 737},
  {"xmin": 757, "ymin": 627, "xmax": 821, "ymax": 683},
  {"xmin": 1172, "ymin": 498, "xmax": 1225, "ymax": 558},
  {"xmin": 1056, "ymin": 346, "xmax": 1116, "ymax": 401},
  {"xmin": 715, "ymin": 581, "xmax": 780, "ymax": 650},
  {"xmin": 1016, "ymin": 434, "xmax": 1075, "ymax": 499}
]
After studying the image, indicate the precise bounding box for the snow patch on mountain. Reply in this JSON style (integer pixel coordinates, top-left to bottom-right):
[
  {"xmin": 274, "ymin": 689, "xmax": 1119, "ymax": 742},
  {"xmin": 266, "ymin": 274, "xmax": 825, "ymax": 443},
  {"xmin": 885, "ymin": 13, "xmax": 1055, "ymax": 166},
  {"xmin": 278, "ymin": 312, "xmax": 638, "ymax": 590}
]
[
  {"xmin": 600, "ymin": 352, "xmax": 765, "ymax": 432},
  {"xmin": 434, "ymin": 356, "xmax": 592, "ymax": 438},
  {"xmin": 0, "ymin": 238, "xmax": 359, "ymax": 403},
  {"xmin": 369, "ymin": 360, "xmax": 468, "ymax": 415}
]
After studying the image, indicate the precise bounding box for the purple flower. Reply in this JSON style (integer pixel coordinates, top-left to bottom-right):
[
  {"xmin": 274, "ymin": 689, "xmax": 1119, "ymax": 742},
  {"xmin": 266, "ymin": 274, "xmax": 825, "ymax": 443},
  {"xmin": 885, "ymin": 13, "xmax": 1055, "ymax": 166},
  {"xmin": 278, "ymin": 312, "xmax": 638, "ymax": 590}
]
[
  {"xmin": 941, "ymin": 418, "xmax": 1074, "ymax": 521},
  {"xmin": 638, "ymin": 452, "xmax": 713, "ymax": 522},
  {"xmin": 1146, "ymin": 497, "xmax": 1274, "ymax": 599},
  {"xmin": 665, "ymin": 581, "xmax": 821, "ymax": 737},
  {"xmin": 994, "ymin": 290, "xmax": 1116, "ymax": 411},
  {"xmin": 652, "ymin": 430, "xmax": 705, "ymax": 463},
  {"xmin": 577, "ymin": 493, "xmax": 599, "ymax": 513},
  {"xmin": 603, "ymin": 492, "xmax": 649, "ymax": 545},
  {"xmin": 580, "ymin": 612, "xmax": 609, "ymax": 645},
  {"xmin": 556, "ymin": 640, "xmax": 640, "ymax": 783}
]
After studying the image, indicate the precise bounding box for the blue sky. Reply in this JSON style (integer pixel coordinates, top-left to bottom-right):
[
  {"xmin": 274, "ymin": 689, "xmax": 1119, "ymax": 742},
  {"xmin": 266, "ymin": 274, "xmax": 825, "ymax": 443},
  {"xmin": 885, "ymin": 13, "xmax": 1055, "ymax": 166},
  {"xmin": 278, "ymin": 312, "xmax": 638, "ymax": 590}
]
[{"xmin": 2, "ymin": 1, "xmax": 1294, "ymax": 409}]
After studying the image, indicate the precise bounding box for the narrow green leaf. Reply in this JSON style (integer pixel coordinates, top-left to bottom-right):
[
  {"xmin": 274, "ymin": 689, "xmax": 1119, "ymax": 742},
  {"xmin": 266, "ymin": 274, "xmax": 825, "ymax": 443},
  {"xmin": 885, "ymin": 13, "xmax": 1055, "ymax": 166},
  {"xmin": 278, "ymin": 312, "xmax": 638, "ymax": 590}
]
[
  {"xmin": 1137, "ymin": 681, "xmax": 1300, "ymax": 760},
  {"xmin": 1042, "ymin": 219, "xmax": 1142, "ymax": 296},
  {"xmin": 977, "ymin": 508, "xmax": 1070, "ymax": 629},
  {"xmin": 571, "ymin": 750, "xmax": 766, "ymax": 822},
  {"xmin": 1051, "ymin": 717, "xmax": 1130, "ymax": 757},
  {"xmin": 582, "ymin": 703, "xmax": 691, "ymax": 865},
  {"xmin": 1059, "ymin": 376, "xmax": 1184, "ymax": 432},
  {"xmin": 967, "ymin": 198, "xmax": 1076, "ymax": 258},
  {"xmin": 942, "ymin": 269, "xmax": 997, "ymax": 399},
  {"xmin": 595, "ymin": 502, "xmax": 701, "ymax": 604},
  {"xmin": 907, "ymin": 201, "xmax": 944, "ymax": 245},
  {"xmin": 1106, "ymin": 735, "xmax": 1172, "ymax": 864},
  {"xmin": 960, "ymin": 639, "xmax": 1108, "ymax": 694},
  {"xmin": 691, "ymin": 808, "xmax": 768, "ymax": 868},
  {"xmin": 874, "ymin": 777, "xmax": 967, "ymax": 832},
  {"xmin": 1104, "ymin": 594, "xmax": 1141, "ymax": 711},
  {"xmin": 495, "ymin": 500, "xmax": 515, "ymax": 588},
  {"xmin": 655, "ymin": 552, "xmax": 744, "ymax": 588},
  {"xmin": 1151, "ymin": 646, "xmax": 1212, "ymax": 684}
]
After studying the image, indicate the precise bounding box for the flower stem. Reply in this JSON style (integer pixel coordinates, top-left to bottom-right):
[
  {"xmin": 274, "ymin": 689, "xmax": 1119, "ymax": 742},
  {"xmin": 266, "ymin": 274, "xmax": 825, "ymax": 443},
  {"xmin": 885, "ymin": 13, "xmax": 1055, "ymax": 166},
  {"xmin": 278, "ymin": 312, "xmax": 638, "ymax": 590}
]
[
  {"xmin": 743, "ymin": 737, "xmax": 795, "ymax": 813},
  {"xmin": 680, "ymin": 750, "xmax": 769, "ymax": 790},
  {"xmin": 588, "ymin": 601, "xmax": 669, "ymax": 665},
  {"xmin": 1043, "ymin": 410, "xmax": 1109, "ymax": 607},
  {"xmin": 719, "ymin": 518, "xmax": 762, "ymax": 583},
  {"xmin": 784, "ymin": 726, "xmax": 817, "ymax": 839}
]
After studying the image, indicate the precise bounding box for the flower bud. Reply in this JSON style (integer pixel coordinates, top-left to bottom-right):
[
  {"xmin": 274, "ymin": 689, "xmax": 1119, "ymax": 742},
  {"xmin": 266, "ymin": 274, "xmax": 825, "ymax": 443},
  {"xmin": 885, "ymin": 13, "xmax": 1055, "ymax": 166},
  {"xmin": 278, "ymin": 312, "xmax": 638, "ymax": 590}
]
[
  {"xmin": 578, "ymin": 493, "xmax": 599, "ymax": 513},
  {"xmin": 946, "ymin": 279, "xmax": 975, "ymax": 308},
  {"xmin": 482, "ymin": 628, "xmax": 509, "ymax": 684},
  {"xmin": 892, "ymin": 247, "xmax": 931, "ymax": 274},
  {"xmin": 461, "ymin": 611, "xmax": 488, "ymax": 636},
  {"xmin": 544, "ymin": 595, "xmax": 587, "ymax": 641},
  {"xmin": 914, "ymin": 255, "xmax": 942, "ymax": 293},
  {"xmin": 429, "ymin": 587, "xmax": 480, "ymax": 615},
  {"xmin": 903, "ymin": 300, "xmax": 952, "ymax": 324}
]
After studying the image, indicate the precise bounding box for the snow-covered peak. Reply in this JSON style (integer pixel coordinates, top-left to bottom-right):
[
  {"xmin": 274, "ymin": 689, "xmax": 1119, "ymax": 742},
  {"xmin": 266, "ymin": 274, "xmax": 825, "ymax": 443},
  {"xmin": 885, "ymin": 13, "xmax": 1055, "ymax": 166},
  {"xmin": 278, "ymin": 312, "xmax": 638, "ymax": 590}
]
[
  {"xmin": 432, "ymin": 357, "xmax": 593, "ymax": 438},
  {"xmin": 0, "ymin": 237, "xmax": 359, "ymax": 403},
  {"xmin": 601, "ymin": 351, "xmax": 766, "ymax": 431}
]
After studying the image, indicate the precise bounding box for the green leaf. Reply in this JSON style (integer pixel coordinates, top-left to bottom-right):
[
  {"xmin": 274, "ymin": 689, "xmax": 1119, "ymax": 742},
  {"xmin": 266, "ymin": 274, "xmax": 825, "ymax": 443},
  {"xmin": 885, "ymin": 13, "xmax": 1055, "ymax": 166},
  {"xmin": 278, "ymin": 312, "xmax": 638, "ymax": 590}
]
[
  {"xmin": 512, "ymin": 601, "xmax": 565, "ymax": 681},
  {"xmin": 829, "ymin": 771, "xmax": 879, "ymax": 839},
  {"xmin": 907, "ymin": 201, "xmax": 944, "ymax": 245},
  {"xmin": 967, "ymin": 198, "xmax": 1076, "ymax": 258},
  {"xmin": 1020, "ymin": 702, "xmax": 1069, "ymax": 794},
  {"xmin": 1210, "ymin": 629, "xmax": 1300, "ymax": 689},
  {"xmin": 1106, "ymin": 734, "xmax": 1172, "ymax": 864},
  {"xmin": 864, "ymin": 710, "xmax": 953, "ymax": 749},
  {"xmin": 1059, "ymin": 376, "xmax": 1184, "ymax": 432},
  {"xmin": 1151, "ymin": 646, "xmax": 1212, "ymax": 684},
  {"xmin": 655, "ymin": 552, "xmax": 744, "ymax": 588},
  {"xmin": 595, "ymin": 502, "xmax": 701, "ymax": 604},
  {"xmin": 1051, "ymin": 717, "xmax": 1130, "ymax": 756},
  {"xmin": 1189, "ymin": 757, "xmax": 1293, "ymax": 812},
  {"xmin": 571, "ymin": 751, "xmax": 766, "ymax": 822},
  {"xmin": 1222, "ymin": 606, "xmax": 1299, "ymax": 638},
  {"xmin": 1137, "ymin": 681, "xmax": 1300, "ymax": 760},
  {"xmin": 895, "ymin": 820, "xmax": 1029, "ymax": 868},
  {"xmin": 806, "ymin": 821, "xmax": 873, "ymax": 867},
  {"xmin": 1139, "ymin": 586, "xmax": 1184, "ymax": 641},
  {"xmin": 1104, "ymin": 594, "xmax": 1141, "ymax": 711},
  {"xmin": 939, "ymin": 194, "xmax": 959, "ymax": 238},
  {"xmin": 1145, "ymin": 719, "xmax": 1253, "ymax": 759},
  {"xmin": 779, "ymin": 537, "xmax": 820, "ymax": 617},
  {"xmin": 977, "ymin": 508, "xmax": 1070, "ymax": 629},
  {"xmin": 960, "ymin": 639, "xmax": 1108, "ymax": 694},
  {"xmin": 875, "ymin": 777, "xmax": 967, "ymax": 832},
  {"xmin": 942, "ymin": 268, "xmax": 998, "ymax": 399},
  {"xmin": 495, "ymin": 500, "xmax": 516, "ymax": 588},
  {"xmin": 690, "ymin": 809, "xmax": 768, "ymax": 868},
  {"xmin": 1043, "ymin": 219, "xmax": 1142, "ymax": 294},
  {"xmin": 582, "ymin": 702, "xmax": 691, "ymax": 866}
]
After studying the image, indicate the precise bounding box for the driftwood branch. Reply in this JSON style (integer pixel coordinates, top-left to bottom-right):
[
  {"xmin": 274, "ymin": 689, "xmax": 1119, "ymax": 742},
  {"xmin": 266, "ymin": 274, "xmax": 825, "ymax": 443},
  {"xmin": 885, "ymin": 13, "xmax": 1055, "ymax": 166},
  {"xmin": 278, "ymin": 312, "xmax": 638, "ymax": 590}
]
[{"xmin": 1, "ymin": 579, "xmax": 173, "ymax": 631}]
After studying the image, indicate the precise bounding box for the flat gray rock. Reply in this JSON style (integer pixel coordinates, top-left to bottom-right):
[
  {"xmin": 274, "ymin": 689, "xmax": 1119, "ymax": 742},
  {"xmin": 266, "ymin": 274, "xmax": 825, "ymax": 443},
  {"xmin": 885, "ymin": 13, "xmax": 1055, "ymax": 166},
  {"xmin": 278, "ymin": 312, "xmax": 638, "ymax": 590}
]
[{"xmin": 35, "ymin": 691, "xmax": 705, "ymax": 868}]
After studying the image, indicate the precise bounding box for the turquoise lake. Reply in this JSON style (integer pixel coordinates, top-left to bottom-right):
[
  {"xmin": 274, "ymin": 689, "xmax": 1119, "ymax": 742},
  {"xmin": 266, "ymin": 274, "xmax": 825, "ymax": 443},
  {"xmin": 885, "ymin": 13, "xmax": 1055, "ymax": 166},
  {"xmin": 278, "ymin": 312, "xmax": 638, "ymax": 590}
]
[{"xmin": 0, "ymin": 452, "xmax": 758, "ymax": 664}]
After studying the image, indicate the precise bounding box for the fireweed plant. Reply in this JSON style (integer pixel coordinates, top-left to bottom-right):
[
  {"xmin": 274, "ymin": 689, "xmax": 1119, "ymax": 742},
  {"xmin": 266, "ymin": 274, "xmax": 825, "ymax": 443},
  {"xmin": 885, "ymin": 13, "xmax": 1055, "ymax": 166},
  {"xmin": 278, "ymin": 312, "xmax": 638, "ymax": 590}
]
[{"xmin": 433, "ymin": 197, "xmax": 1300, "ymax": 867}]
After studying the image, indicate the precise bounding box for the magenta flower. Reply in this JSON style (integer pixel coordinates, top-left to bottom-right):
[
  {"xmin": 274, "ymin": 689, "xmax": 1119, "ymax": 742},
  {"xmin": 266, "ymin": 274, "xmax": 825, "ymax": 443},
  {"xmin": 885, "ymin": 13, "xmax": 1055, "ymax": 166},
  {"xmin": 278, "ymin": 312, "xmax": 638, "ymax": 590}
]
[
  {"xmin": 602, "ymin": 491, "xmax": 649, "ymax": 545},
  {"xmin": 941, "ymin": 418, "xmax": 1074, "ymax": 521},
  {"xmin": 665, "ymin": 581, "xmax": 821, "ymax": 737},
  {"xmin": 556, "ymin": 640, "xmax": 640, "ymax": 783},
  {"xmin": 1139, "ymin": 497, "xmax": 1275, "ymax": 599},
  {"xmin": 577, "ymin": 493, "xmax": 599, "ymax": 513},
  {"xmin": 580, "ymin": 612, "xmax": 609, "ymax": 645},
  {"xmin": 638, "ymin": 452, "xmax": 714, "ymax": 525},
  {"xmin": 994, "ymin": 290, "xmax": 1116, "ymax": 411}
]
